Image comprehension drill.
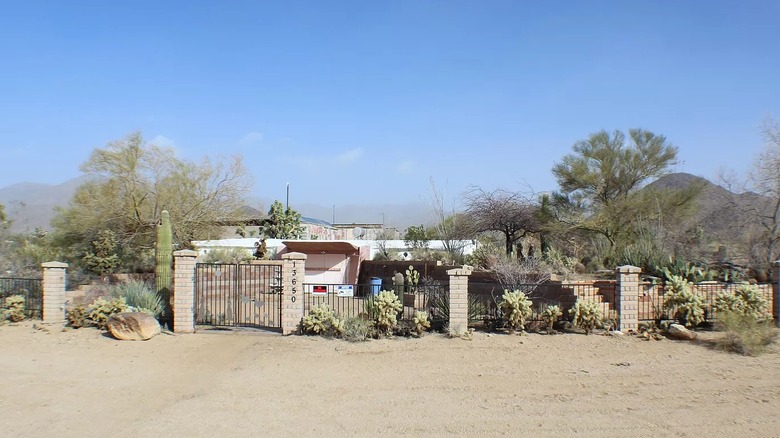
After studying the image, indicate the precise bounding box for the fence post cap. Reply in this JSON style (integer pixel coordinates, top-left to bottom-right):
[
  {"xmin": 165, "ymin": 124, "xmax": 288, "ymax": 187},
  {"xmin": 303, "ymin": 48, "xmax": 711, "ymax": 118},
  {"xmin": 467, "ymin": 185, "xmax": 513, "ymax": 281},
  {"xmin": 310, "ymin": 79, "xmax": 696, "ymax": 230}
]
[
  {"xmin": 41, "ymin": 261, "xmax": 68, "ymax": 268},
  {"xmin": 282, "ymin": 252, "xmax": 308, "ymax": 260},
  {"xmin": 173, "ymin": 250, "xmax": 199, "ymax": 258},
  {"xmin": 447, "ymin": 266, "xmax": 473, "ymax": 276},
  {"xmin": 616, "ymin": 265, "xmax": 641, "ymax": 274}
]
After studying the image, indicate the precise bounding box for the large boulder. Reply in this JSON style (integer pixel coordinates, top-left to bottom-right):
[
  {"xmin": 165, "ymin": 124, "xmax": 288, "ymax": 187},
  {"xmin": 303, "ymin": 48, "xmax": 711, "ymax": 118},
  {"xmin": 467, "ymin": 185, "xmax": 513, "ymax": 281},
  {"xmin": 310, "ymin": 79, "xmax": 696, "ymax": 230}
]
[
  {"xmin": 667, "ymin": 323, "xmax": 697, "ymax": 341},
  {"xmin": 106, "ymin": 312, "xmax": 161, "ymax": 341}
]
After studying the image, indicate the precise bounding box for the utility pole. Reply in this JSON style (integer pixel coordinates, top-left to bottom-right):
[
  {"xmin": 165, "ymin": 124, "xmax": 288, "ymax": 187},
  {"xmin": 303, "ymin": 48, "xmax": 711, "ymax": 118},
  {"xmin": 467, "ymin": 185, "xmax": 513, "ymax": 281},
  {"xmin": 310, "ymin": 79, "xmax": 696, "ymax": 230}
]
[{"xmin": 286, "ymin": 183, "xmax": 290, "ymax": 211}]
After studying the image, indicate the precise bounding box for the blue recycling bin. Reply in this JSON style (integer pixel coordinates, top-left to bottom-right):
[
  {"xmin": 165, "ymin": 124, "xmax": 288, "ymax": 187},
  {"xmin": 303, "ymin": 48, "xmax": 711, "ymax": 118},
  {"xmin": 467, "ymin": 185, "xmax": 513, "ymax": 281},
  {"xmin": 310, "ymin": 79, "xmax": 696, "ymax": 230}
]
[{"xmin": 370, "ymin": 277, "xmax": 382, "ymax": 296}]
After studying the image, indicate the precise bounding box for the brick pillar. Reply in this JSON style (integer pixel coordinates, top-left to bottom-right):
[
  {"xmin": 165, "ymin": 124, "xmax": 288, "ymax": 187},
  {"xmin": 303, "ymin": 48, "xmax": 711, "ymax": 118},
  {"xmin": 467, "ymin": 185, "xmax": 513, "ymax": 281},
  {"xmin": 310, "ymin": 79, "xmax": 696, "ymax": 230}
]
[
  {"xmin": 447, "ymin": 266, "xmax": 473, "ymax": 331},
  {"xmin": 282, "ymin": 252, "xmax": 307, "ymax": 335},
  {"xmin": 616, "ymin": 265, "xmax": 641, "ymax": 331},
  {"xmin": 774, "ymin": 260, "xmax": 780, "ymax": 328},
  {"xmin": 41, "ymin": 261, "xmax": 68, "ymax": 324},
  {"xmin": 173, "ymin": 250, "xmax": 198, "ymax": 334}
]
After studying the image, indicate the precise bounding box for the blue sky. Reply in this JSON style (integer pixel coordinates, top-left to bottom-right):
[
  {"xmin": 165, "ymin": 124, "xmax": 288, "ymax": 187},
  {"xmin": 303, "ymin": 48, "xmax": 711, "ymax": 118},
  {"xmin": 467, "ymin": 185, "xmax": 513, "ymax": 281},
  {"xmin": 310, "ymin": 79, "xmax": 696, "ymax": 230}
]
[{"xmin": 1, "ymin": 0, "xmax": 778, "ymax": 209}]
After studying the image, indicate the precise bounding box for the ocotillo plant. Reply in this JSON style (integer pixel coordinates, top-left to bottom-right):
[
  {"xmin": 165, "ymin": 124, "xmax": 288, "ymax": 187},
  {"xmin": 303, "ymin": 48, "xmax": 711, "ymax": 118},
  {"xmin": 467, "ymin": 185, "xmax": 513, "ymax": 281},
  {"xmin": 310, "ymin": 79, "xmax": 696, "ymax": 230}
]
[{"xmin": 155, "ymin": 210, "xmax": 173, "ymax": 326}]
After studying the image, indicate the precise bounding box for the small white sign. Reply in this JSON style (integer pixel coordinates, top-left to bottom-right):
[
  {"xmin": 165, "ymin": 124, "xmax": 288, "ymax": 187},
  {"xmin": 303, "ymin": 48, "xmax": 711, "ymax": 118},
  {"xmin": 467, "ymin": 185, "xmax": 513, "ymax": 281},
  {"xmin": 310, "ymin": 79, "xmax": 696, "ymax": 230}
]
[{"xmin": 336, "ymin": 285, "xmax": 354, "ymax": 297}]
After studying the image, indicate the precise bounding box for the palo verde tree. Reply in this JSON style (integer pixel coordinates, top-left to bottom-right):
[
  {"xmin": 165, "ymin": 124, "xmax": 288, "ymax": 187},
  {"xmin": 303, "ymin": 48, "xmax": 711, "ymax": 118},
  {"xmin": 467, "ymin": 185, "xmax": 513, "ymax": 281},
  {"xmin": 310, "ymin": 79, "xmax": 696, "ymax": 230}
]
[
  {"xmin": 552, "ymin": 129, "xmax": 683, "ymax": 243},
  {"xmin": 463, "ymin": 187, "xmax": 540, "ymax": 257},
  {"xmin": 52, "ymin": 132, "xmax": 251, "ymax": 273},
  {"xmin": 261, "ymin": 200, "xmax": 304, "ymax": 239}
]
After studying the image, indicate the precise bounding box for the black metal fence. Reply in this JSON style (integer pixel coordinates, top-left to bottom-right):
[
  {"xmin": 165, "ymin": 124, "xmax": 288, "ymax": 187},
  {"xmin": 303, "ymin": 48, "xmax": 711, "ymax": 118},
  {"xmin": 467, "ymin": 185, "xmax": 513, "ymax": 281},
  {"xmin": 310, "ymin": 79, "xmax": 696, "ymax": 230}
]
[
  {"xmin": 0, "ymin": 277, "xmax": 43, "ymax": 319},
  {"xmin": 639, "ymin": 281, "xmax": 775, "ymax": 323},
  {"xmin": 468, "ymin": 281, "xmax": 618, "ymax": 327},
  {"xmin": 302, "ymin": 283, "xmax": 449, "ymax": 326},
  {"xmin": 195, "ymin": 262, "xmax": 283, "ymax": 329}
]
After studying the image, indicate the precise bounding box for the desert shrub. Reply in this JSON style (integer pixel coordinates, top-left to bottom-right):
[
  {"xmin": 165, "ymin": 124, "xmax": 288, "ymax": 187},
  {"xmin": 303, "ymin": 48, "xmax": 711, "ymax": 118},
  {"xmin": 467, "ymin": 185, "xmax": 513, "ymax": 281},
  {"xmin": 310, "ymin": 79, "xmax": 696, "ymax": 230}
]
[
  {"xmin": 373, "ymin": 290, "xmax": 402, "ymax": 336},
  {"xmin": 569, "ymin": 300, "xmax": 602, "ymax": 335},
  {"xmin": 412, "ymin": 310, "xmax": 431, "ymax": 336},
  {"xmin": 3, "ymin": 295, "xmax": 26, "ymax": 322},
  {"xmin": 200, "ymin": 248, "xmax": 253, "ymax": 264},
  {"xmin": 88, "ymin": 297, "xmax": 129, "ymax": 329},
  {"xmin": 663, "ymin": 275, "xmax": 705, "ymax": 327},
  {"xmin": 301, "ymin": 304, "xmax": 344, "ymax": 337},
  {"xmin": 714, "ymin": 284, "xmax": 770, "ymax": 320},
  {"xmin": 342, "ymin": 317, "xmax": 374, "ymax": 342},
  {"xmin": 428, "ymin": 290, "xmax": 486, "ymax": 325},
  {"xmin": 716, "ymin": 310, "xmax": 778, "ymax": 356},
  {"xmin": 66, "ymin": 304, "xmax": 89, "ymax": 328},
  {"xmin": 109, "ymin": 280, "xmax": 163, "ymax": 317},
  {"xmin": 541, "ymin": 304, "xmax": 563, "ymax": 332},
  {"xmin": 498, "ymin": 289, "xmax": 533, "ymax": 333}
]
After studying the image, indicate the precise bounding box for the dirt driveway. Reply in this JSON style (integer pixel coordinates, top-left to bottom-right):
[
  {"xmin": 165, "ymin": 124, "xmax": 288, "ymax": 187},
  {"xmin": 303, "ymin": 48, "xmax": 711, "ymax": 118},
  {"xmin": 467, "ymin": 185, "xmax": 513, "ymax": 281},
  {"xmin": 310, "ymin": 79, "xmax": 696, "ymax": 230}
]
[{"xmin": 1, "ymin": 322, "xmax": 779, "ymax": 437}]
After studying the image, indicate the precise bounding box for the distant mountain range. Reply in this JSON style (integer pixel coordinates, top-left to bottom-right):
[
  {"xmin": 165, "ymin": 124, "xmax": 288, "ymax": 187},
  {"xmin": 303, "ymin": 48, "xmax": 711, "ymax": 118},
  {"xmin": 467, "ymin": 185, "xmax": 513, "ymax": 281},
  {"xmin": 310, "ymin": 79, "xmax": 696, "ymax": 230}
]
[
  {"xmin": 0, "ymin": 175, "xmax": 433, "ymax": 233},
  {"xmin": 2, "ymin": 173, "xmax": 768, "ymax": 237}
]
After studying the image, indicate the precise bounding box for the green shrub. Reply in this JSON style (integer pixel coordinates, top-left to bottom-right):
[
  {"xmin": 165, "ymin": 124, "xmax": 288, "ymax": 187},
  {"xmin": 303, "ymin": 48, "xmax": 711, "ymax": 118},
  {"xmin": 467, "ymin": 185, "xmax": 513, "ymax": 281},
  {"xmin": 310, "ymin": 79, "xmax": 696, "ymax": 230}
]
[
  {"xmin": 3, "ymin": 295, "xmax": 26, "ymax": 322},
  {"xmin": 569, "ymin": 300, "xmax": 602, "ymax": 334},
  {"xmin": 66, "ymin": 304, "xmax": 89, "ymax": 328},
  {"xmin": 373, "ymin": 290, "xmax": 402, "ymax": 336},
  {"xmin": 301, "ymin": 304, "xmax": 344, "ymax": 337},
  {"xmin": 412, "ymin": 310, "xmax": 431, "ymax": 336},
  {"xmin": 498, "ymin": 289, "xmax": 533, "ymax": 333},
  {"xmin": 200, "ymin": 248, "xmax": 253, "ymax": 264},
  {"xmin": 342, "ymin": 317, "xmax": 375, "ymax": 342},
  {"xmin": 716, "ymin": 310, "xmax": 778, "ymax": 356},
  {"xmin": 109, "ymin": 280, "xmax": 163, "ymax": 317},
  {"xmin": 663, "ymin": 275, "xmax": 705, "ymax": 327},
  {"xmin": 541, "ymin": 304, "xmax": 563, "ymax": 332},
  {"xmin": 88, "ymin": 297, "xmax": 129, "ymax": 329},
  {"xmin": 714, "ymin": 284, "xmax": 770, "ymax": 320}
]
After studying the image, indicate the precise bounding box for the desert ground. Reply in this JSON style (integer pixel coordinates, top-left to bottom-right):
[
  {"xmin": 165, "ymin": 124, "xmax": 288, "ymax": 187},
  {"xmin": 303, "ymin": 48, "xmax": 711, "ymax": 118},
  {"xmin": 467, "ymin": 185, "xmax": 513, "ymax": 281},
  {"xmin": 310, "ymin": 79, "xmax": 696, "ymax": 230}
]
[{"xmin": 1, "ymin": 323, "xmax": 779, "ymax": 438}]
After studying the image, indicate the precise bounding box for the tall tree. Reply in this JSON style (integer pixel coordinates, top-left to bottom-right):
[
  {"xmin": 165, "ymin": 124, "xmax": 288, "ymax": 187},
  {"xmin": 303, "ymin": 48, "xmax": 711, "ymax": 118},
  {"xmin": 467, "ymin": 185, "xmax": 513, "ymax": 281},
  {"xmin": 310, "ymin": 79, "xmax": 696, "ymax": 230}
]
[
  {"xmin": 551, "ymin": 129, "xmax": 682, "ymax": 247},
  {"xmin": 749, "ymin": 118, "xmax": 780, "ymax": 270},
  {"xmin": 463, "ymin": 187, "xmax": 540, "ymax": 257},
  {"xmin": 261, "ymin": 200, "xmax": 304, "ymax": 239},
  {"xmin": 52, "ymin": 132, "xmax": 251, "ymax": 272}
]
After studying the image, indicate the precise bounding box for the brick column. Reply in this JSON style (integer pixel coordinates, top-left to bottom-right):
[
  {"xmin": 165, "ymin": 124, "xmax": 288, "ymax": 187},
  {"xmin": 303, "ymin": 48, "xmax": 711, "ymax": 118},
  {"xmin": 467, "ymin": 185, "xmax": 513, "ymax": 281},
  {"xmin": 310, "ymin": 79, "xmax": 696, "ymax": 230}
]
[
  {"xmin": 616, "ymin": 265, "xmax": 641, "ymax": 331},
  {"xmin": 447, "ymin": 266, "xmax": 473, "ymax": 332},
  {"xmin": 281, "ymin": 252, "xmax": 307, "ymax": 335},
  {"xmin": 774, "ymin": 260, "xmax": 780, "ymax": 328},
  {"xmin": 41, "ymin": 261, "xmax": 68, "ymax": 324},
  {"xmin": 173, "ymin": 250, "xmax": 198, "ymax": 334}
]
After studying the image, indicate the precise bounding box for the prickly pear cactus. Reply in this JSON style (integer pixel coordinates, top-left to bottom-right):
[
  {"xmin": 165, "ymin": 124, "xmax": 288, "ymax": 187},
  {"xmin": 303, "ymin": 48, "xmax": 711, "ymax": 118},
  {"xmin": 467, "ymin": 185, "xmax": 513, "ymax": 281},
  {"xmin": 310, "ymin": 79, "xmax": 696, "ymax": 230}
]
[{"xmin": 405, "ymin": 265, "xmax": 419, "ymax": 292}]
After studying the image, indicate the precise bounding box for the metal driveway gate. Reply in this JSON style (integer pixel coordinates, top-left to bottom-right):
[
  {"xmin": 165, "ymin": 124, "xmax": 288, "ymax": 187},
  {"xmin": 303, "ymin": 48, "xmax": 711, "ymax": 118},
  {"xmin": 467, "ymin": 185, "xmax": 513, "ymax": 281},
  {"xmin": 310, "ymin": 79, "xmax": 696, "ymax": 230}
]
[{"xmin": 195, "ymin": 262, "xmax": 283, "ymax": 330}]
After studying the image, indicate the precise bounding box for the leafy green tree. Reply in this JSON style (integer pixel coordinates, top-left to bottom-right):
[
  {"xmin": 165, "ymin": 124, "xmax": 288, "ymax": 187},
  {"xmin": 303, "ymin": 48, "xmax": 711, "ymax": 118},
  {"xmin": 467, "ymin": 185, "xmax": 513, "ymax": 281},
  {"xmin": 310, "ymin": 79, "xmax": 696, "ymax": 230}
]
[
  {"xmin": 404, "ymin": 225, "xmax": 433, "ymax": 251},
  {"xmin": 52, "ymin": 132, "xmax": 251, "ymax": 272},
  {"xmin": 82, "ymin": 229, "xmax": 121, "ymax": 276},
  {"xmin": 551, "ymin": 129, "xmax": 689, "ymax": 248},
  {"xmin": 262, "ymin": 200, "xmax": 304, "ymax": 239}
]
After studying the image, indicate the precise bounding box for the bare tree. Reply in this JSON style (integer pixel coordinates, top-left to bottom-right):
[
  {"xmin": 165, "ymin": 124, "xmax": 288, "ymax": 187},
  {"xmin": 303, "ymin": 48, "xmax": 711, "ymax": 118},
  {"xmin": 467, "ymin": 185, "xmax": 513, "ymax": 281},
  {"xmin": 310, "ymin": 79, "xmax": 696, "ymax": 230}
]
[
  {"xmin": 749, "ymin": 118, "xmax": 780, "ymax": 269},
  {"xmin": 427, "ymin": 178, "xmax": 472, "ymax": 263},
  {"xmin": 463, "ymin": 186, "xmax": 540, "ymax": 257}
]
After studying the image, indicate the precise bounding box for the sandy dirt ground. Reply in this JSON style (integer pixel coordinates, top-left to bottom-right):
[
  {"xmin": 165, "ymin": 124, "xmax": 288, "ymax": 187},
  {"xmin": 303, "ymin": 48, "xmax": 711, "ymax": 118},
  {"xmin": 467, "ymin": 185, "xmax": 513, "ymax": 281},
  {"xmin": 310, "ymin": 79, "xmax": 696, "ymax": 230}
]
[{"xmin": 1, "ymin": 322, "xmax": 779, "ymax": 438}]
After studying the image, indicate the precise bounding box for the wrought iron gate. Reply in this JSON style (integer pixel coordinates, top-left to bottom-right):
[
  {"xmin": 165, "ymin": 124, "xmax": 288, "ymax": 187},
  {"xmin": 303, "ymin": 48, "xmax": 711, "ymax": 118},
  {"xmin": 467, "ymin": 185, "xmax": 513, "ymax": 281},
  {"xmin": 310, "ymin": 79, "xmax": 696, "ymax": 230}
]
[{"xmin": 195, "ymin": 262, "xmax": 283, "ymax": 330}]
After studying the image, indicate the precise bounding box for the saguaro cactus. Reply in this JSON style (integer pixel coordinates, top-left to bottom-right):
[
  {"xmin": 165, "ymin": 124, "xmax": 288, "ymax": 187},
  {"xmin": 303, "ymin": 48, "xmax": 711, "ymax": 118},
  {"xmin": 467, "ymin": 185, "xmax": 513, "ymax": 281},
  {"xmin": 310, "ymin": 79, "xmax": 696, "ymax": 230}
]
[{"xmin": 155, "ymin": 210, "xmax": 173, "ymax": 326}]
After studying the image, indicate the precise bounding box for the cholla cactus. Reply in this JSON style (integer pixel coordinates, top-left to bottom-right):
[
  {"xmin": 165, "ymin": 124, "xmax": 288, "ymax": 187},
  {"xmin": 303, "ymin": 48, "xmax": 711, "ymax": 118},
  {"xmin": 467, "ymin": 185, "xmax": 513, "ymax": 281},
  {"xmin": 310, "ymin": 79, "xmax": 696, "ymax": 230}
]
[
  {"xmin": 301, "ymin": 304, "xmax": 344, "ymax": 337},
  {"xmin": 373, "ymin": 290, "xmax": 403, "ymax": 335},
  {"xmin": 499, "ymin": 289, "xmax": 533, "ymax": 333},
  {"xmin": 541, "ymin": 304, "xmax": 563, "ymax": 332},
  {"xmin": 663, "ymin": 275, "xmax": 704, "ymax": 327},
  {"xmin": 3, "ymin": 295, "xmax": 26, "ymax": 322},
  {"xmin": 412, "ymin": 310, "xmax": 431, "ymax": 336},
  {"xmin": 715, "ymin": 284, "xmax": 770, "ymax": 320},
  {"xmin": 569, "ymin": 300, "xmax": 602, "ymax": 334}
]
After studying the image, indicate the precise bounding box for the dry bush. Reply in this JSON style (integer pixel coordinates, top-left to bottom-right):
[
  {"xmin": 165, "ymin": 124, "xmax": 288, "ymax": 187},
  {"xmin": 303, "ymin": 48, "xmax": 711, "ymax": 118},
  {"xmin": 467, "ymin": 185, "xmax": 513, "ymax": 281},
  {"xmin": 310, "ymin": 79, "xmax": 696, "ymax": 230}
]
[{"xmin": 716, "ymin": 310, "xmax": 778, "ymax": 356}]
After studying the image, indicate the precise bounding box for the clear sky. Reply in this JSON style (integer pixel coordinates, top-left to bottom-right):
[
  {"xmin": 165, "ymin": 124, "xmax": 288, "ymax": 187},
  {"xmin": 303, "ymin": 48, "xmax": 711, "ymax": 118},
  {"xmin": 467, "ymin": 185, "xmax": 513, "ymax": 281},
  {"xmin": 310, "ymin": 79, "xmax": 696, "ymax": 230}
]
[{"xmin": 1, "ymin": 0, "xmax": 778, "ymax": 208}]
